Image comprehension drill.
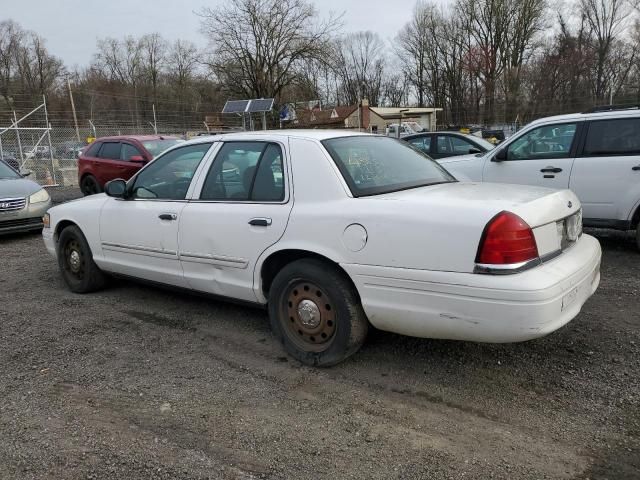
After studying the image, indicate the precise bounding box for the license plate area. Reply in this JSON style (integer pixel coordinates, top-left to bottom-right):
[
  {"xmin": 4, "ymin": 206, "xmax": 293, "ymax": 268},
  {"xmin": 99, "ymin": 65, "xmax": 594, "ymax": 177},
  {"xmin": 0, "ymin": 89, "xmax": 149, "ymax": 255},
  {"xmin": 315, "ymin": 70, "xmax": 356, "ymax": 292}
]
[{"xmin": 557, "ymin": 210, "xmax": 583, "ymax": 250}]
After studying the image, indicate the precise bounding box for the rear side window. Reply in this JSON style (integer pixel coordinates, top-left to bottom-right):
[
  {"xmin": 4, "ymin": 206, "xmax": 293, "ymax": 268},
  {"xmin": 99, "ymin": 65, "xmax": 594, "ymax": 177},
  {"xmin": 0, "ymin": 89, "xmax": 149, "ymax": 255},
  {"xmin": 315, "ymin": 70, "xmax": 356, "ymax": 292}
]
[
  {"xmin": 200, "ymin": 142, "xmax": 285, "ymax": 202},
  {"xmin": 98, "ymin": 142, "xmax": 121, "ymax": 160},
  {"xmin": 84, "ymin": 142, "xmax": 101, "ymax": 157},
  {"xmin": 583, "ymin": 118, "xmax": 640, "ymax": 156}
]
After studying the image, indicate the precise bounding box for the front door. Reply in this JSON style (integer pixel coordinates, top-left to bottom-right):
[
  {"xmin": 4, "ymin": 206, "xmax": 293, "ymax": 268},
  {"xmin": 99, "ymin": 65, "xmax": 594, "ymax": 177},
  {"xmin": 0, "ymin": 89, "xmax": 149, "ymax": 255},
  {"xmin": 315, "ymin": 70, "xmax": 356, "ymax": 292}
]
[
  {"xmin": 570, "ymin": 117, "xmax": 640, "ymax": 222},
  {"xmin": 179, "ymin": 141, "xmax": 293, "ymax": 302},
  {"xmin": 482, "ymin": 122, "xmax": 579, "ymax": 189},
  {"xmin": 99, "ymin": 142, "xmax": 214, "ymax": 287}
]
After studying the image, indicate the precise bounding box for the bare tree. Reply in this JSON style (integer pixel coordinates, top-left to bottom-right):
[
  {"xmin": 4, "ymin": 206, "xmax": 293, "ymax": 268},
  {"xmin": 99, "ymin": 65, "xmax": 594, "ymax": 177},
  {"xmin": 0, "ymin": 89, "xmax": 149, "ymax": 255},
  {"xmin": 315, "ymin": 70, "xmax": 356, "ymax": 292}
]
[
  {"xmin": 396, "ymin": 1, "xmax": 432, "ymax": 107},
  {"xmin": 334, "ymin": 31, "xmax": 386, "ymax": 106},
  {"xmin": 0, "ymin": 20, "xmax": 23, "ymax": 107},
  {"xmin": 140, "ymin": 33, "xmax": 167, "ymax": 104},
  {"xmin": 13, "ymin": 32, "xmax": 64, "ymax": 101},
  {"xmin": 198, "ymin": 0, "xmax": 340, "ymax": 100},
  {"xmin": 580, "ymin": 0, "xmax": 632, "ymax": 100}
]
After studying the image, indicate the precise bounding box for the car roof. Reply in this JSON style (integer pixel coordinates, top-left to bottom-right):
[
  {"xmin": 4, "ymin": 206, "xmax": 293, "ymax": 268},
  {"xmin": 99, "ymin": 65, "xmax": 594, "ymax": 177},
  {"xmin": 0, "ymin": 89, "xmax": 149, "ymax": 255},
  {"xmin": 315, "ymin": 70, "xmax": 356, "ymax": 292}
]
[
  {"xmin": 526, "ymin": 108, "xmax": 640, "ymax": 128},
  {"xmin": 94, "ymin": 135, "xmax": 179, "ymax": 142},
  {"xmin": 182, "ymin": 129, "xmax": 376, "ymax": 145}
]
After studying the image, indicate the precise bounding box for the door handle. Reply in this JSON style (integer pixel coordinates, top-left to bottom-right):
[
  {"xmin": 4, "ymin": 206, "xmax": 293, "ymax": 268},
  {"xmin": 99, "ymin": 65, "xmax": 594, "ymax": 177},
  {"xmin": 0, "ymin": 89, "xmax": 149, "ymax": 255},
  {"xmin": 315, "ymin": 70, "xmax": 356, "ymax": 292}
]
[
  {"xmin": 633, "ymin": 165, "xmax": 640, "ymax": 171},
  {"xmin": 540, "ymin": 166, "xmax": 563, "ymax": 173},
  {"xmin": 158, "ymin": 213, "xmax": 177, "ymax": 221},
  {"xmin": 248, "ymin": 217, "xmax": 272, "ymax": 227}
]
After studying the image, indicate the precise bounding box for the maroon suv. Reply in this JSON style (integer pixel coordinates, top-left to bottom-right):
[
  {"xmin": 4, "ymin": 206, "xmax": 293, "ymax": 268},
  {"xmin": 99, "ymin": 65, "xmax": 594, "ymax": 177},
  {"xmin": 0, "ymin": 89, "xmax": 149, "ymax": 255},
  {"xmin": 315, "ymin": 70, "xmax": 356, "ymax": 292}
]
[{"xmin": 78, "ymin": 135, "xmax": 182, "ymax": 195}]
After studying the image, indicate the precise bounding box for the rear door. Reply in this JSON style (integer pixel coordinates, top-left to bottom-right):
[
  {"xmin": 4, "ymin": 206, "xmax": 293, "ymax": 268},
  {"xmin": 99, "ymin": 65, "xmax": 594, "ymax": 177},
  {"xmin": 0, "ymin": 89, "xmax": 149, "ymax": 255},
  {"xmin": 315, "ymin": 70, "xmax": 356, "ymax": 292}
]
[
  {"xmin": 570, "ymin": 117, "xmax": 640, "ymax": 223},
  {"xmin": 179, "ymin": 141, "xmax": 293, "ymax": 302},
  {"xmin": 482, "ymin": 122, "xmax": 580, "ymax": 189}
]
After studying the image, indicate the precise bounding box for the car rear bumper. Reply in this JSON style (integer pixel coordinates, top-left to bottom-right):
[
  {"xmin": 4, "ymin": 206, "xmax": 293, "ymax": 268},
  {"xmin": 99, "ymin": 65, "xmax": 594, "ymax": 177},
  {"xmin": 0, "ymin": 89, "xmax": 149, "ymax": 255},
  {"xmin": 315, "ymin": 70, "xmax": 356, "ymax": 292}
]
[{"xmin": 343, "ymin": 234, "xmax": 601, "ymax": 343}]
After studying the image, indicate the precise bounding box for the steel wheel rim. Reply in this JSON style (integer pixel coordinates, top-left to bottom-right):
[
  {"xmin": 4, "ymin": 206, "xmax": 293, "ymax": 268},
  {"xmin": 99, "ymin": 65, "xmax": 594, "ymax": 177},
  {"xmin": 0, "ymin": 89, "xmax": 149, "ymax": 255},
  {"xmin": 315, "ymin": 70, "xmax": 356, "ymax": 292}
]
[
  {"xmin": 63, "ymin": 238, "xmax": 85, "ymax": 280},
  {"xmin": 280, "ymin": 280, "xmax": 336, "ymax": 353}
]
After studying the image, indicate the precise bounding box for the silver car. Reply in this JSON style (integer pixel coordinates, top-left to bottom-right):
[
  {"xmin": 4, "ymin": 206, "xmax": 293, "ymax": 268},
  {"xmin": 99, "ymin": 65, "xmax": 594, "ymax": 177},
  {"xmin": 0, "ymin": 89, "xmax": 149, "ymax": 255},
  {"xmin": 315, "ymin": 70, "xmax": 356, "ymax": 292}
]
[{"xmin": 0, "ymin": 160, "xmax": 52, "ymax": 234}]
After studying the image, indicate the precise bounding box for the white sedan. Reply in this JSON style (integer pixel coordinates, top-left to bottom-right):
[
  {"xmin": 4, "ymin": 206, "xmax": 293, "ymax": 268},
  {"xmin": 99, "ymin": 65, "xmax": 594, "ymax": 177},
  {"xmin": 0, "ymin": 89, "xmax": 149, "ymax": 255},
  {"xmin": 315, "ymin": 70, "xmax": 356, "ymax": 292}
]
[{"xmin": 43, "ymin": 131, "xmax": 601, "ymax": 366}]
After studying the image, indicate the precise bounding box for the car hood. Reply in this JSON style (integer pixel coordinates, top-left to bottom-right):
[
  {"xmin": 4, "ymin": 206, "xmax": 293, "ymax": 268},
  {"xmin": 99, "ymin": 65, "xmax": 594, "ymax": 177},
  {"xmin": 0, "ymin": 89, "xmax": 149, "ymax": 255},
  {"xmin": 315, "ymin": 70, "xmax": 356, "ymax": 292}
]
[{"xmin": 0, "ymin": 177, "xmax": 43, "ymax": 198}]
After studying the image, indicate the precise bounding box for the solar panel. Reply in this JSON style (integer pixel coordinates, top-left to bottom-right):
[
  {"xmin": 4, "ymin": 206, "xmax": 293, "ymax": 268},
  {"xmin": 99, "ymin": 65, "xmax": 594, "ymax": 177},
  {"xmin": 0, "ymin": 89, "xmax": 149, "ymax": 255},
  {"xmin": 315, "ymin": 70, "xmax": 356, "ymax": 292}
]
[
  {"xmin": 222, "ymin": 100, "xmax": 250, "ymax": 114},
  {"xmin": 247, "ymin": 98, "xmax": 274, "ymax": 113}
]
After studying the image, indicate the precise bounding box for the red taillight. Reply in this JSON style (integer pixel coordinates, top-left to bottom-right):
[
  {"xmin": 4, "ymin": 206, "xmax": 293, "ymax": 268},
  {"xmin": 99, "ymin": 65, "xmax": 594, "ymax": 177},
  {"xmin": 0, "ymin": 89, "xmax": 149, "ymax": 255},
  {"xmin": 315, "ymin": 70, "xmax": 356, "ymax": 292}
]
[{"xmin": 476, "ymin": 211, "xmax": 539, "ymax": 265}]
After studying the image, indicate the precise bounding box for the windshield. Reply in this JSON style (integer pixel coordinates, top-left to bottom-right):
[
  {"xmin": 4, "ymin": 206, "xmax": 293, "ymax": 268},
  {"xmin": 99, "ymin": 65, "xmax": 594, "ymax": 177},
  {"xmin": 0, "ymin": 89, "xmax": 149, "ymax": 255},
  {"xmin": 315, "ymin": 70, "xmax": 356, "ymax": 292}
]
[
  {"xmin": 0, "ymin": 160, "xmax": 20, "ymax": 179},
  {"xmin": 142, "ymin": 139, "xmax": 182, "ymax": 157},
  {"xmin": 322, "ymin": 136, "xmax": 456, "ymax": 197}
]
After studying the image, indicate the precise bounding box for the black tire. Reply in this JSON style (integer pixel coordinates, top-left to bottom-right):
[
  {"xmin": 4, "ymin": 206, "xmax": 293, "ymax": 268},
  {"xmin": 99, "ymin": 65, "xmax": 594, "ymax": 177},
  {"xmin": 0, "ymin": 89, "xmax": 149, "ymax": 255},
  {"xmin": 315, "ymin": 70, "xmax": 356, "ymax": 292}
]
[
  {"xmin": 268, "ymin": 259, "xmax": 368, "ymax": 367},
  {"xmin": 80, "ymin": 175, "xmax": 101, "ymax": 196},
  {"xmin": 57, "ymin": 225, "xmax": 106, "ymax": 293},
  {"xmin": 636, "ymin": 227, "xmax": 640, "ymax": 252}
]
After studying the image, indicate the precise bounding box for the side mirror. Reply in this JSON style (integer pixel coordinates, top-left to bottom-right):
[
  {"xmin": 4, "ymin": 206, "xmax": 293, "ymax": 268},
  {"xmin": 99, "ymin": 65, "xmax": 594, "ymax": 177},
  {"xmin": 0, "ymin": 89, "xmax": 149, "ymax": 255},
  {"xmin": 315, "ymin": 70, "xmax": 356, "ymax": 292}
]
[
  {"xmin": 105, "ymin": 179, "xmax": 127, "ymax": 198},
  {"xmin": 129, "ymin": 155, "xmax": 147, "ymax": 164},
  {"xmin": 492, "ymin": 148, "xmax": 507, "ymax": 162},
  {"xmin": 468, "ymin": 148, "xmax": 481, "ymax": 154},
  {"xmin": 20, "ymin": 168, "xmax": 32, "ymax": 177}
]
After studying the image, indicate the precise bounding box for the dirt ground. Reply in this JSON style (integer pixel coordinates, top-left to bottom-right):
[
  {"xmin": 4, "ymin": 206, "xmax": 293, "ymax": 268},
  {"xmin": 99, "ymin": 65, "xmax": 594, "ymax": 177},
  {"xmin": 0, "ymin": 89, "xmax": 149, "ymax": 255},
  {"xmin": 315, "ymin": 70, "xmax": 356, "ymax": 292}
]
[{"xmin": 0, "ymin": 213, "xmax": 638, "ymax": 479}]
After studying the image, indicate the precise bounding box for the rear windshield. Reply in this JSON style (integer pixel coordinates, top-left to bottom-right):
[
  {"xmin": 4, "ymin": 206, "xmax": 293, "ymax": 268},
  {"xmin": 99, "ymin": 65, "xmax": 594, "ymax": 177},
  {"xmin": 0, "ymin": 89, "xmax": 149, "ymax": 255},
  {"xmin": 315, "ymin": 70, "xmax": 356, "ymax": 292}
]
[
  {"xmin": 322, "ymin": 136, "xmax": 455, "ymax": 197},
  {"xmin": 142, "ymin": 139, "xmax": 182, "ymax": 157}
]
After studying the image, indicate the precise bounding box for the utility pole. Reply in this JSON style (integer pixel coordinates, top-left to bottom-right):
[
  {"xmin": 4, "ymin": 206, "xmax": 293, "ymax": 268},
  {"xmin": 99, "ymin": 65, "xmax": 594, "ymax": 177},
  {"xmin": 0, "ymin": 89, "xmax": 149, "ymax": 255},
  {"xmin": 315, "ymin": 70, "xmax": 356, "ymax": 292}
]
[
  {"xmin": 152, "ymin": 103, "xmax": 158, "ymax": 134},
  {"xmin": 67, "ymin": 78, "xmax": 81, "ymax": 142}
]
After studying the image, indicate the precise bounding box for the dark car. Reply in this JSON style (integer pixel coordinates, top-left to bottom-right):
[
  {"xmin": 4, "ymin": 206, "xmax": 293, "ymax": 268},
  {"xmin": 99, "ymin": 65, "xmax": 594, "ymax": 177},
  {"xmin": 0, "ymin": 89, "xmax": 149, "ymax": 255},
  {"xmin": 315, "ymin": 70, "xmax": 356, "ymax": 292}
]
[
  {"xmin": 78, "ymin": 135, "xmax": 182, "ymax": 195},
  {"xmin": 403, "ymin": 131, "xmax": 496, "ymax": 159},
  {"xmin": 59, "ymin": 141, "xmax": 86, "ymax": 159}
]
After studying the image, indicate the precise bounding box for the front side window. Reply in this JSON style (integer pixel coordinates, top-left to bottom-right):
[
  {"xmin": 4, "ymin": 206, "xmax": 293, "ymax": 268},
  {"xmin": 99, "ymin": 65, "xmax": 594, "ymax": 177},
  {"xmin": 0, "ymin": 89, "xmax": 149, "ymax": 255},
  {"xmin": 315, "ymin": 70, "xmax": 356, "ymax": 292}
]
[
  {"xmin": 131, "ymin": 143, "xmax": 212, "ymax": 200},
  {"xmin": 507, "ymin": 123, "xmax": 577, "ymax": 160},
  {"xmin": 583, "ymin": 118, "xmax": 640, "ymax": 156},
  {"xmin": 121, "ymin": 143, "xmax": 143, "ymax": 160},
  {"xmin": 98, "ymin": 142, "xmax": 121, "ymax": 160},
  {"xmin": 322, "ymin": 136, "xmax": 455, "ymax": 197},
  {"xmin": 142, "ymin": 139, "xmax": 182, "ymax": 157},
  {"xmin": 408, "ymin": 136, "xmax": 431, "ymax": 153},
  {"xmin": 449, "ymin": 136, "xmax": 477, "ymax": 154},
  {"xmin": 200, "ymin": 142, "xmax": 285, "ymax": 202}
]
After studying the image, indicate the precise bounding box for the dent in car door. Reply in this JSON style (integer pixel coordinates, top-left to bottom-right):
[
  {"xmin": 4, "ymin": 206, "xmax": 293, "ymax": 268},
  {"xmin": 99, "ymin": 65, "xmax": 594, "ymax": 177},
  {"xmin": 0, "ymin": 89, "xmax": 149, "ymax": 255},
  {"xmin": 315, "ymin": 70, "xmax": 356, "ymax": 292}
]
[
  {"xmin": 179, "ymin": 141, "xmax": 293, "ymax": 302},
  {"xmin": 482, "ymin": 122, "xmax": 580, "ymax": 189}
]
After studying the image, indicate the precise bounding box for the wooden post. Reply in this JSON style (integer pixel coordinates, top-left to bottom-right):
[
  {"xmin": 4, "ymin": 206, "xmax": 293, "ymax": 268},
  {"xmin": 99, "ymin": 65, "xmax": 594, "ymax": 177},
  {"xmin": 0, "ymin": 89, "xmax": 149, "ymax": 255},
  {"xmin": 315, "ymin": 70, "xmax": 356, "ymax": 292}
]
[{"xmin": 67, "ymin": 78, "xmax": 81, "ymax": 142}]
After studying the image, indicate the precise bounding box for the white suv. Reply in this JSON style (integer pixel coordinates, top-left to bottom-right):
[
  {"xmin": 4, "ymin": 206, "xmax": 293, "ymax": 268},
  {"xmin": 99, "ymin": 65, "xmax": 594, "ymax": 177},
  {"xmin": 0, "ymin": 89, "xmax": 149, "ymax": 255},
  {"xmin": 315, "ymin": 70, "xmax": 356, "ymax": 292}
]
[{"xmin": 439, "ymin": 106, "xmax": 640, "ymax": 249}]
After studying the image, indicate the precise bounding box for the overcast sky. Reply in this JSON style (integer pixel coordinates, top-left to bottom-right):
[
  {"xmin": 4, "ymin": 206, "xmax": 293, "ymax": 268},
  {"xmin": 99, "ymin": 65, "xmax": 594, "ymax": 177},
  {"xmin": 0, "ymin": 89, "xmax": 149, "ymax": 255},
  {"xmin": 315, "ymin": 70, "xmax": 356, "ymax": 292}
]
[{"xmin": 3, "ymin": 0, "xmax": 418, "ymax": 68}]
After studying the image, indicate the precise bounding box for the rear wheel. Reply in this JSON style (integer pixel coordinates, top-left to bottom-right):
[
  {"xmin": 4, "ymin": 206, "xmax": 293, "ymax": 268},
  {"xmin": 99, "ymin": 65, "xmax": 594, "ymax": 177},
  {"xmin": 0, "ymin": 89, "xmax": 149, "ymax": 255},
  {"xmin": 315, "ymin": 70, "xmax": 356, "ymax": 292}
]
[
  {"xmin": 80, "ymin": 175, "xmax": 101, "ymax": 196},
  {"xmin": 57, "ymin": 225, "xmax": 106, "ymax": 293},
  {"xmin": 268, "ymin": 259, "xmax": 368, "ymax": 367},
  {"xmin": 636, "ymin": 227, "xmax": 640, "ymax": 251}
]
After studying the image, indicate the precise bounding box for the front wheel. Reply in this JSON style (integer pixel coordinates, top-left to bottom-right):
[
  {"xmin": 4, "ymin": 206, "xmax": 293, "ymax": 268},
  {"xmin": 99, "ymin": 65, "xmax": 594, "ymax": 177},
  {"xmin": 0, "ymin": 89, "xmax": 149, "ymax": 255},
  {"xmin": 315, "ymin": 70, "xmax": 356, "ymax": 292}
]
[
  {"xmin": 268, "ymin": 259, "xmax": 368, "ymax": 367},
  {"xmin": 80, "ymin": 175, "xmax": 101, "ymax": 196},
  {"xmin": 57, "ymin": 225, "xmax": 106, "ymax": 293}
]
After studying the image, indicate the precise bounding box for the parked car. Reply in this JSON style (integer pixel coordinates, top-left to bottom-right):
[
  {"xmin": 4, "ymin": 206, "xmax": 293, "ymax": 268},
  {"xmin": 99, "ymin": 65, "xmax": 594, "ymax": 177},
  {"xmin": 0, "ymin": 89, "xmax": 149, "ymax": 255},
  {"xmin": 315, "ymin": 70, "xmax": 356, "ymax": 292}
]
[
  {"xmin": 25, "ymin": 145, "xmax": 55, "ymax": 159},
  {"xmin": 434, "ymin": 107, "xmax": 640, "ymax": 250},
  {"xmin": 59, "ymin": 141, "xmax": 86, "ymax": 159},
  {"xmin": 386, "ymin": 122, "xmax": 424, "ymax": 138},
  {"xmin": 404, "ymin": 131, "xmax": 496, "ymax": 159},
  {"xmin": 78, "ymin": 135, "xmax": 182, "ymax": 195},
  {"xmin": 0, "ymin": 159, "xmax": 51, "ymax": 234},
  {"xmin": 43, "ymin": 131, "xmax": 601, "ymax": 366}
]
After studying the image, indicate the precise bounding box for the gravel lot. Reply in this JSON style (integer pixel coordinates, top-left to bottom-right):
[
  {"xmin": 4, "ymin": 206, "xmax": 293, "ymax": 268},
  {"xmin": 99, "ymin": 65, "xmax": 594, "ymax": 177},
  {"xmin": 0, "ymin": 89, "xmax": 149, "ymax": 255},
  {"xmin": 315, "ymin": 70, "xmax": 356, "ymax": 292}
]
[{"xmin": 0, "ymin": 195, "xmax": 638, "ymax": 479}]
